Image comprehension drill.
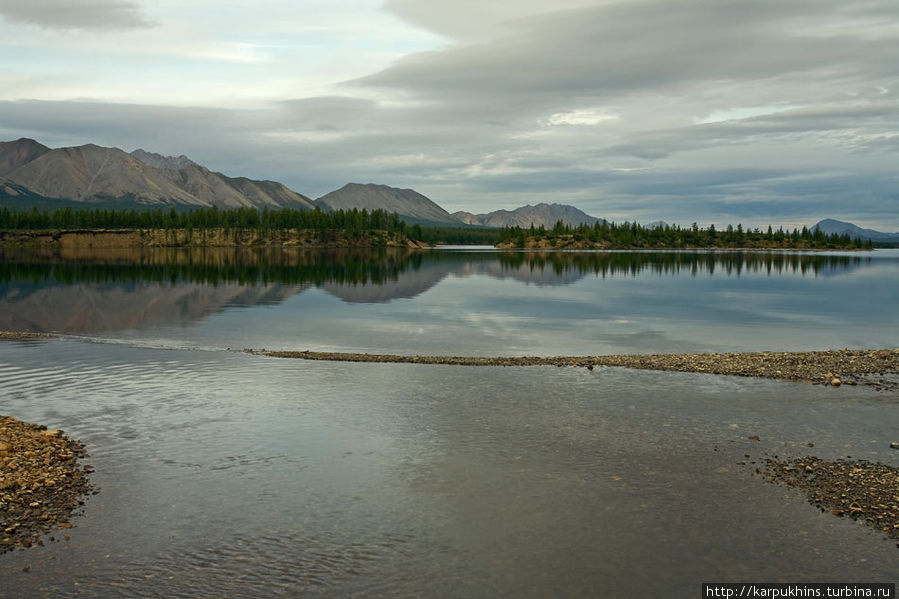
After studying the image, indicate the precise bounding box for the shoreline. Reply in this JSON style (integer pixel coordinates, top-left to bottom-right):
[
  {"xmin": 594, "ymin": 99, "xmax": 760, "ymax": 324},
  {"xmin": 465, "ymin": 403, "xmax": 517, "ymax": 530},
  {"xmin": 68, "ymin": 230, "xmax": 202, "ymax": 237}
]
[
  {"xmin": 0, "ymin": 228, "xmax": 423, "ymax": 249},
  {"xmin": 495, "ymin": 239, "xmax": 873, "ymax": 251},
  {"xmin": 762, "ymin": 456, "xmax": 899, "ymax": 543},
  {"xmin": 0, "ymin": 229, "xmax": 878, "ymax": 251}
]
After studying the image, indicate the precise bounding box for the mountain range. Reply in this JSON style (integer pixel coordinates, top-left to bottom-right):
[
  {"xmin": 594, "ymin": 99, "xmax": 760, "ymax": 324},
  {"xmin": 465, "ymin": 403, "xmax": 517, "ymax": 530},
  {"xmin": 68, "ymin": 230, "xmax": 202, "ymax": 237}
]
[
  {"xmin": 453, "ymin": 203, "xmax": 604, "ymax": 228},
  {"xmin": 0, "ymin": 139, "xmax": 607, "ymax": 227},
  {"xmin": 3, "ymin": 139, "xmax": 896, "ymax": 240},
  {"xmin": 0, "ymin": 138, "xmax": 314, "ymax": 210}
]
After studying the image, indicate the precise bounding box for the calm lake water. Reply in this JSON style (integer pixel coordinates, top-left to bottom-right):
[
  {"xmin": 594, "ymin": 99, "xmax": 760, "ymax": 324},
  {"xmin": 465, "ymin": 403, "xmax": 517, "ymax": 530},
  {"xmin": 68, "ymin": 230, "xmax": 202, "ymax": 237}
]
[{"xmin": 1, "ymin": 248, "xmax": 897, "ymax": 597}]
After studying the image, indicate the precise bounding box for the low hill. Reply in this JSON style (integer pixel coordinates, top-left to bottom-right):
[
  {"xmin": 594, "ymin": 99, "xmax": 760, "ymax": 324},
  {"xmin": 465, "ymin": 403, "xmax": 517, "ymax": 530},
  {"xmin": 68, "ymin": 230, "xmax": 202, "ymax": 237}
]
[
  {"xmin": 452, "ymin": 203, "xmax": 604, "ymax": 228},
  {"xmin": 0, "ymin": 138, "xmax": 314, "ymax": 211},
  {"xmin": 315, "ymin": 183, "xmax": 462, "ymax": 225},
  {"xmin": 811, "ymin": 219, "xmax": 899, "ymax": 244}
]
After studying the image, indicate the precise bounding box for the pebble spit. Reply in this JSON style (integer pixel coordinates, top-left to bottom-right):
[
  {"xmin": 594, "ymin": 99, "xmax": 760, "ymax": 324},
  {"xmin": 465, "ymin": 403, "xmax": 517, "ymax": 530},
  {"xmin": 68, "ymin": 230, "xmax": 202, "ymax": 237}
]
[{"xmin": 251, "ymin": 348, "xmax": 899, "ymax": 389}]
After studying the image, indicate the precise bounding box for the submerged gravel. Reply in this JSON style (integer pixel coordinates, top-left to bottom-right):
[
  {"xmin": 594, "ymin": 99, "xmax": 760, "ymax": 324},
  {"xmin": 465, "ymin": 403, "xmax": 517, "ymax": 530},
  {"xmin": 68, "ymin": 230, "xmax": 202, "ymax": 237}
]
[
  {"xmin": 0, "ymin": 416, "xmax": 95, "ymax": 553},
  {"xmin": 763, "ymin": 456, "xmax": 899, "ymax": 544},
  {"xmin": 252, "ymin": 348, "xmax": 899, "ymax": 389}
]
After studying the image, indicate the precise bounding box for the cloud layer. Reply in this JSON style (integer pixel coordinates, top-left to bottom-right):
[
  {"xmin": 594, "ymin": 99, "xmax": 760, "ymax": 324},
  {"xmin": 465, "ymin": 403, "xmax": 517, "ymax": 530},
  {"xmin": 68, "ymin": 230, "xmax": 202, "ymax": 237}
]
[
  {"xmin": 0, "ymin": 0, "xmax": 155, "ymax": 30},
  {"xmin": 0, "ymin": 0, "xmax": 896, "ymax": 229}
]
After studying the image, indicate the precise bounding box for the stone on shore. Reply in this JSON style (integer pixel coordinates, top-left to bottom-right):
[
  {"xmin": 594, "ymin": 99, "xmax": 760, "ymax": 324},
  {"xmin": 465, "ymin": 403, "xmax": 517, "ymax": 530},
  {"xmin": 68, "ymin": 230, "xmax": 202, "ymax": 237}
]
[{"xmin": 0, "ymin": 416, "xmax": 95, "ymax": 553}]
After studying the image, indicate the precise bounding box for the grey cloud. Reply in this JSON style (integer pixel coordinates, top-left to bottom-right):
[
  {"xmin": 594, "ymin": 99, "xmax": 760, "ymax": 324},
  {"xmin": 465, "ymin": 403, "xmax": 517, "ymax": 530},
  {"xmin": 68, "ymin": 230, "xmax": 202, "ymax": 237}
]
[
  {"xmin": 383, "ymin": 0, "xmax": 596, "ymax": 41},
  {"xmin": 601, "ymin": 100, "xmax": 899, "ymax": 161},
  {"xmin": 360, "ymin": 0, "xmax": 899, "ymax": 108},
  {"xmin": 0, "ymin": 0, "xmax": 155, "ymax": 31}
]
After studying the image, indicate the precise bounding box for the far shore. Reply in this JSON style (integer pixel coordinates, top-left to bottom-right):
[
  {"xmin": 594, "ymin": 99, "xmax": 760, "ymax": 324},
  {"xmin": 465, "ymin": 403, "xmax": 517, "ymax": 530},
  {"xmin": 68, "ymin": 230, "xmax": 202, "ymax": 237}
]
[
  {"xmin": 0, "ymin": 228, "xmax": 877, "ymax": 251},
  {"xmin": 0, "ymin": 228, "xmax": 423, "ymax": 249},
  {"xmin": 494, "ymin": 237, "xmax": 873, "ymax": 251}
]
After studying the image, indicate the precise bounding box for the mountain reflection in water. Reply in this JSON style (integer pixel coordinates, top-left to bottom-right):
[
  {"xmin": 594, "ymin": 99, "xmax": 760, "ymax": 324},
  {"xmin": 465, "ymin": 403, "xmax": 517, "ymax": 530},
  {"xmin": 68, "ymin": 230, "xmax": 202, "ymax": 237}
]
[
  {"xmin": 0, "ymin": 247, "xmax": 881, "ymax": 340},
  {"xmin": 0, "ymin": 247, "xmax": 869, "ymax": 287}
]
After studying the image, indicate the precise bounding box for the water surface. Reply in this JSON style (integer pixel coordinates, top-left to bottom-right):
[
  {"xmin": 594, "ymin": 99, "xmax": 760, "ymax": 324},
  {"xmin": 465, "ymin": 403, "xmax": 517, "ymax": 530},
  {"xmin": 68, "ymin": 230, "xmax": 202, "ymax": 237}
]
[
  {"xmin": 1, "ymin": 249, "xmax": 897, "ymax": 597},
  {"xmin": 2, "ymin": 248, "xmax": 897, "ymax": 355}
]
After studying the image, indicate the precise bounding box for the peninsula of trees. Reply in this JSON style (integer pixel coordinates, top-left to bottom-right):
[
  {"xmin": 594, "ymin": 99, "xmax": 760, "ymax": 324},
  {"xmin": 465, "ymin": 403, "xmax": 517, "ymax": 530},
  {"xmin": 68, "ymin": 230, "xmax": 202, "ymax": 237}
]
[{"xmin": 495, "ymin": 220, "xmax": 872, "ymax": 250}]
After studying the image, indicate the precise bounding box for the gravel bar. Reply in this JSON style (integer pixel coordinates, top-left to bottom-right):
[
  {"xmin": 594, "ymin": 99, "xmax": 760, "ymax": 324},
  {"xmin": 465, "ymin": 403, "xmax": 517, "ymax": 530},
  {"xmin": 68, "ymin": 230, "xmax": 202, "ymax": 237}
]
[
  {"xmin": 0, "ymin": 416, "xmax": 95, "ymax": 553},
  {"xmin": 251, "ymin": 348, "xmax": 899, "ymax": 388},
  {"xmin": 0, "ymin": 332, "xmax": 56, "ymax": 341}
]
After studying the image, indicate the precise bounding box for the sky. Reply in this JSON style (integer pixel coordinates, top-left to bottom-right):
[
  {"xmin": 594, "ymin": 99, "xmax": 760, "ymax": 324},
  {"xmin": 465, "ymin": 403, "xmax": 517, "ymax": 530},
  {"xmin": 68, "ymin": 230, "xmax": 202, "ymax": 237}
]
[{"xmin": 0, "ymin": 0, "xmax": 897, "ymax": 230}]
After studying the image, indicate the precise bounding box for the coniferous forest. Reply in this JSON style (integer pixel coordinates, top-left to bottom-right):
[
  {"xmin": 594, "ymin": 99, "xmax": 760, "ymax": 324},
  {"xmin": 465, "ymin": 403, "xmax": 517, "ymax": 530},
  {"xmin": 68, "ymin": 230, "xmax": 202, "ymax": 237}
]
[
  {"xmin": 0, "ymin": 205, "xmax": 407, "ymax": 235},
  {"xmin": 494, "ymin": 220, "xmax": 871, "ymax": 250},
  {"xmin": 0, "ymin": 205, "xmax": 872, "ymax": 249}
]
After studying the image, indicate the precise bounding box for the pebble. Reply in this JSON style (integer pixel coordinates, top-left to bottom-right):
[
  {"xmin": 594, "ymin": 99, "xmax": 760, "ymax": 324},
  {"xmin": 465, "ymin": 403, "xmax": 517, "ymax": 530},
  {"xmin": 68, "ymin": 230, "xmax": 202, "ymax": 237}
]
[
  {"xmin": 762, "ymin": 455, "xmax": 899, "ymax": 542},
  {"xmin": 0, "ymin": 415, "xmax": 95, "ymax": 553}
]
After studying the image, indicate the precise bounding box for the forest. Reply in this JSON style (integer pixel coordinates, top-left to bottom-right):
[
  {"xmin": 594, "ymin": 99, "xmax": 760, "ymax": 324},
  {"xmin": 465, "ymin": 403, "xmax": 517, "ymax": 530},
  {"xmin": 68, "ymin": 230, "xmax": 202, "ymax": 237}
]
[
  {"xmin": 495, "ymin": 220, "xmax": 871, "ymax": 249},
  {"xmin": 0, "ymin": 205, "xmax": 410, "ymax": 236},
  {"xmin": 0, "ymin": 205, "xmax": 871, "ymax": 249}
]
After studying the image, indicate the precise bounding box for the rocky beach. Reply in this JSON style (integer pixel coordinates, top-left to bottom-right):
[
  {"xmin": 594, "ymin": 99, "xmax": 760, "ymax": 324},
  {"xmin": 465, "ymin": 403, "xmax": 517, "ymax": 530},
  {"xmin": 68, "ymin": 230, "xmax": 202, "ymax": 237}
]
[
  {"xmin": 763, "ymin": 456, "xmax": 899, "ymax": 544},
  {"xmin": 0, "ymin": 416, "xmax": 94, "ymax": 554}
]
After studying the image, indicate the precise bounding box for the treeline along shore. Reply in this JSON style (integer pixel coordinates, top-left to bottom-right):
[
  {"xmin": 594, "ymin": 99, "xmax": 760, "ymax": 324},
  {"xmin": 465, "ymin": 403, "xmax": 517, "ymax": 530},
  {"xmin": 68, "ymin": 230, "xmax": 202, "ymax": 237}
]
[
  {"xmin": 495, "ymin": 220, "xmax": 873, "ymax": 250},
  {"xmin": 0, "ymin": 206, "xmax": 422, "ymax": 248},
  {"xmin": 0, "ymin": 205, "xmax": 873, "ymax": 249}
]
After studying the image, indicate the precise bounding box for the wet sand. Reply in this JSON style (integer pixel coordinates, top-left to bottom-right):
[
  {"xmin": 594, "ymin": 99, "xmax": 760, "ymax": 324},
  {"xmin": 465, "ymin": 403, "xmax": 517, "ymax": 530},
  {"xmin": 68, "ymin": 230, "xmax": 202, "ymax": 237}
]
[{"xmin": 251, "ymin": 348, "xmax": 899, "ymax": 389}]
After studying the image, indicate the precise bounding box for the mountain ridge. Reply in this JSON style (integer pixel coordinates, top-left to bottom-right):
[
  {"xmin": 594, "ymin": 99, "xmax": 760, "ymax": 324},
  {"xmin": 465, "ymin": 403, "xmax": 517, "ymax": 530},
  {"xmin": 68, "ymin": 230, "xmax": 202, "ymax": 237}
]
[
  {"xmin": 0, "ymin": 138, "xmax": 314, "ymax": 210},
  {"xmin": 811, "ymin": 219, "xmax": 899, "ymax": 243},
  {"xmin": 452, "ymin": 203, "xmax": 604, "ymax": 228},
  {"xmin": 315, "ymin": 183, "xmax": 462, "ymax": 225}
]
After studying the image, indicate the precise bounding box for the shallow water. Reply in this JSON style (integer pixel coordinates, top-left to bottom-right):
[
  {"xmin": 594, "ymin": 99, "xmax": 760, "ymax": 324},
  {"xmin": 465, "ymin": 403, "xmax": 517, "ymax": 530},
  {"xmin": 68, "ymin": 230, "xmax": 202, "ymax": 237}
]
[{"xmin": 1, "ymin": 249, "xmax": 897, "ymax": 597}]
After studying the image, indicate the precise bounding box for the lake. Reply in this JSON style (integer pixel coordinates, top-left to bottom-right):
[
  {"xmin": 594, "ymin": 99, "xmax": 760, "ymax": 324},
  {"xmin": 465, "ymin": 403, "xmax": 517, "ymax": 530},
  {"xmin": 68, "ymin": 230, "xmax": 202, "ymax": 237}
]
[{"xmin": 1, "ymin": 248, "xmax": 897, "ymax": 597}]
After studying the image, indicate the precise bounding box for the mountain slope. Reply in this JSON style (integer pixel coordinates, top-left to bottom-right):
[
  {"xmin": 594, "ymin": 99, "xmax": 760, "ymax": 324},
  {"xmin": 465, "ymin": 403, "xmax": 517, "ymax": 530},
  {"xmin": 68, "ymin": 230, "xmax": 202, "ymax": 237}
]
[
  {"xmin": 315, "ymin": 183, "xmax": 462, "ymax": 225},
  {"xmin": 0, "ymin": 139, "xmax": 314, "ymax": 210},
  {"xmin": 0, "ymin": 138, "xmax": 50, "ymax": 177},
  {"xmin": 811, "ymin": 219, "xmax": 899, "ymax": 242},
  {"xmin": 452, "ymin": 203, "xmax": 603, "ymax": 228}
]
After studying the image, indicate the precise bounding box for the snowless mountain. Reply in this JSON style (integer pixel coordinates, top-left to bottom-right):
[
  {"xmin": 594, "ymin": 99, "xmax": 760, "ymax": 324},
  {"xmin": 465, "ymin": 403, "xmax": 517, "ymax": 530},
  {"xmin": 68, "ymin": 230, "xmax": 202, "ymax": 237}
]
[
  {"xmin": 0, "ymin": 138, "xmax": 314, "ymax": 210},
  {"xmin": 315, "ymin": 183, "xmax": 462, "ymax": 225},
  {"xmin": 811, "ymin": 219, "xmax": 899, "ymax": 243},
  {"xmin": 453, "ymin": 203, "xmax": 604, "ymax": 228}
]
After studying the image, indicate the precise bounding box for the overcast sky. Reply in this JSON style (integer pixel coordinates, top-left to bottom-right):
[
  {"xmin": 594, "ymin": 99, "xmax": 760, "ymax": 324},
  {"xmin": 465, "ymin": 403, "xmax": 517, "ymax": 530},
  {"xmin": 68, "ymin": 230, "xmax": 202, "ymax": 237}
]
[{"xmin": 1, "ymin": 0, "xmax": 897, "ymax": 229}]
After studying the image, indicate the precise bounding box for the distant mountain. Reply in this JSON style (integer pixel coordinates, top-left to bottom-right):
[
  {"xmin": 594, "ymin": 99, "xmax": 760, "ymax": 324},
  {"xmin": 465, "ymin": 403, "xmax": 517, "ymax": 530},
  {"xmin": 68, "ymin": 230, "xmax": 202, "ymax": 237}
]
[
  {"xmin": 453, "ymin": 211, "xmax": 482, "ymax": 225},
  {"xmin": 0, "ymin": 138, "xmax": 50, "ymax": 176},
  {"xmin": 130, "ymin": 148, "xmax": 196, "ymax": 171},
  {"xmin": 811, "ymin": 219, "xmax": 899, "ymax": 243},
  {"xmin": 452, "ymin": 203, "xmax": 604, "ymax": 228},
  {"xmin": 315, "ymin": 183, "xmax": 462, "ymax": 225},
  {"xmin": 0, "ymin": 138, "xmax": 314, "ymax": 210}
]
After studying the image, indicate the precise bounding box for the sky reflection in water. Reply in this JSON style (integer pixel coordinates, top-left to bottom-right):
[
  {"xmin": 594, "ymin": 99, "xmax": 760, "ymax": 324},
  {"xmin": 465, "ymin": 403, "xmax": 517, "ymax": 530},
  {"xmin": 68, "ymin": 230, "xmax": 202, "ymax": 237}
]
[{"xmin": 1, "ymin": 248, "xmax": 897, "ymax": 355}]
